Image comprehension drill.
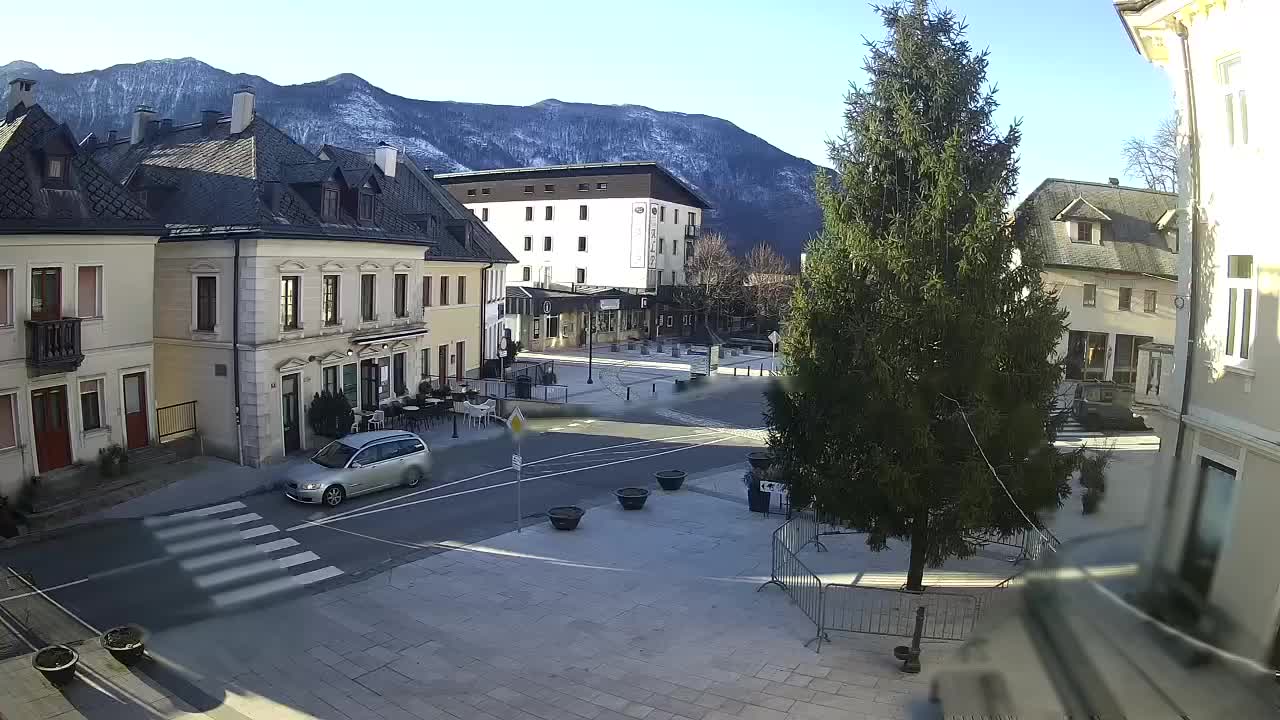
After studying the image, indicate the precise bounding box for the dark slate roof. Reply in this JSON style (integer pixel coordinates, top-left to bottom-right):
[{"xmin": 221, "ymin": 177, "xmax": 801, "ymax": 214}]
[
  {"xmin": 0, "ymin": 105, "xmax": 155, "ymax": 233},
  {"xmin": 1018, "ymin": 178, "xmax": 1178, "ymax": 278},
  {"xmin": 319, "ymin": 144, "xmax": 516, "ymax": 264},
  {"xmin": 437, "ymin": 161, "xmax": 713, "ymax": 209},
  {"xmin": 92, "ymin": 114, "xmax": 475, "ymax": 247}
]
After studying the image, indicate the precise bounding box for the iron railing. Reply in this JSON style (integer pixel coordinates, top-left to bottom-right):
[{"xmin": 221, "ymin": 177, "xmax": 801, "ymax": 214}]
[
  {"xmin": 156, "ymin": 401, "xmax": 198, "ymax": 442},
  {"xmin": 477, "ymin": 378, "xmax": 569, "ymax": 404},
  {"xmin": 822, "ymin": 584, "xmax": 983, "ymax": 642}
]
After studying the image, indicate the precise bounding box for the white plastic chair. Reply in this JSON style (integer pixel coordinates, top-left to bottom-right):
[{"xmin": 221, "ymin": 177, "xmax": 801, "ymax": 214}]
[
  {"xmin": 481, "ymin": 399, "xmax": 497, "ymax": 427},
  {"xmin": 349, "ymin": 417, "xmax": 361, "ymax": 434},
  {"xmin": 369, "ymin": 410, "xmax": 386, "ymax": 430}
]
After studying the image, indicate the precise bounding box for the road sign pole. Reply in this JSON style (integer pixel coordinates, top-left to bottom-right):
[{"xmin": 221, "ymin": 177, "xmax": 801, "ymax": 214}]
[{"xmin": 516, "ymin": 437, "xmax": 523, "ymax": 533}]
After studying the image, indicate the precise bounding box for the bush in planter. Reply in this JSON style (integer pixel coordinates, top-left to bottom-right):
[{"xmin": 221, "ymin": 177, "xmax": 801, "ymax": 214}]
[
  {"xmin": 308, "ymin": 391, "xmax": 354, "ymax": 438},
  {"xmin": 98, "ymin": 444, "xmax": 129, "ymax": 478},
  {"xmin": 1078, "ymin": 446, "xmax": 1112, "ymax": 514}
]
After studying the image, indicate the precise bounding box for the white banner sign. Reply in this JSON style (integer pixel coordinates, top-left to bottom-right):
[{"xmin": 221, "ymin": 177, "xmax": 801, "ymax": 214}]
[{"xmin": 599, "ymin": 299, "xmax": 620, "ymax": 311}]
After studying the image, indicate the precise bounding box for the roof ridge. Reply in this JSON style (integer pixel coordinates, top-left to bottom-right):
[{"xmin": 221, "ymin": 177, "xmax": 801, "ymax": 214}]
[{"xmin": 1041, "ymin": 177, "xmax": 1176, "ymax": 196}]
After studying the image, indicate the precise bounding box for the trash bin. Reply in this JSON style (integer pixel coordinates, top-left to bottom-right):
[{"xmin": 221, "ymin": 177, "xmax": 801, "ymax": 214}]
[{"xmin": 515, "ymin": 375, "xmax": 533, "ymax": 399}]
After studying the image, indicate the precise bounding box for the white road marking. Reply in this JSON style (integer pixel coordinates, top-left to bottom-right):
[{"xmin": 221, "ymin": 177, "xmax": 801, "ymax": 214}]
[
  {"xmin": 305, "ymin": 432, "xmax": 733, "ymax": 526},
  {"xmin": 166, "ymin": 532, "xmax": 242, "ymax": 555},
  {"xmin": 294, "ymin": 566, "xmax": 344, "ymax": 585},
  {"xmin": 4, "ymin": 565, "xmax": 100, "ymax": 635},
  {"xmin": 179, "ymin": 538, "xmax": 300, "ymax": 571},
  {"xmin": 295, "ymin": 428, "xmax": 726, "ymax": 529},
  {"xmin": 223, "ymin": 513, "xmax": 263, "ymax": 526},
  {"xmin": 194, "ymin": 560, "xmax": 280, "ymax": 589},
  {"xmin": 153, "ymin": 519, "xmax": 227, "ymax": 541},
  {"xmin": 209, "ymin": 566, "xmax": 344, "ymax": 608},
  {"xmin": 142, "ymin": 501, "xmax": 247, "ymax": 527},
  {"xmin": 275, "ymin": 551, "xmax": 320, "ymax": 569},
  {"xmin": 255, "ymin": 538, "xmax": 300, "ymax": 554},
  {"xmin": 239, "ymin": 525, "xmax": 279, "ymax": 540}
]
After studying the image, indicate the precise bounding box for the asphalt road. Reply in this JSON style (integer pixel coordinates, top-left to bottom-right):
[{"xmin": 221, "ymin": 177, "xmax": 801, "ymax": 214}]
[{"xmin": 0, "ymin": 377, "xmax": 773, "ymax": 643}]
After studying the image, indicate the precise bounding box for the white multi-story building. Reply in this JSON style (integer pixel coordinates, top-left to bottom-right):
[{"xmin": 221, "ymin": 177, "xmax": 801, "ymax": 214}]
[{"xmin": 437, "ymin": 162, "xmax": 712, "ymax": 293}]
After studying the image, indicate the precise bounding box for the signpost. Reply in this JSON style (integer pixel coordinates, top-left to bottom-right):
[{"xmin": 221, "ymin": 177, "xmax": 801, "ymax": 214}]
[
  {"xmin": 507, "ymin": 407, "xmax": 527, "ymax": 532},
  {"xmin": 768, "ymin": 330, "xmax": 781, "ymax": 374}
]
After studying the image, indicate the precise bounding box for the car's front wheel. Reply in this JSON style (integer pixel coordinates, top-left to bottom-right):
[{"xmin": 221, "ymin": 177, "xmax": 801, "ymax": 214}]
[
  {"xmin": 322, "ymin": 485, "xmax": 346, "ymax": 508},
  {"xmin": 403, "ymin": 467, "xmax": 424, "ymax": 488}
]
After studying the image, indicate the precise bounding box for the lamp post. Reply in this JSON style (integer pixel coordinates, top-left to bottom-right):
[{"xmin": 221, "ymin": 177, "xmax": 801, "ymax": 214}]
[{"xmin": 587, "ymin": 306, "xmax": 595, "ymax": 384}]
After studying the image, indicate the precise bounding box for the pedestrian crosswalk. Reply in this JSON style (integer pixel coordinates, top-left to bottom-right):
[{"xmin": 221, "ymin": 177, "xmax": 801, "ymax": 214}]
[
  {"xmin": 142, "ymin": 501, "xmax": 343, "ymax": 610},
  {"xmin": 655, "ymin": 408, "xmax": 768, "ymax": 441}
]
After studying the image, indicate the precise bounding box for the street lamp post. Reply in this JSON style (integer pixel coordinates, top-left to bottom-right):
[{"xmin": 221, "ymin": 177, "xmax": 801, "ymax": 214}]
[{"xmin": 587, "ymin": 306, "xmax": 595, "ymax": 384}]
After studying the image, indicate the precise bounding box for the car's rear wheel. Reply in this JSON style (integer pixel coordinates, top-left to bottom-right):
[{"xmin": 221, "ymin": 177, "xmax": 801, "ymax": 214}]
[
  {"xmin": 323, "ymin": 485, "xmax": 346, "ymax": 507},
  {"xmin": 403, "ymin": 467, "xmax": 424, "ymax": 488}
]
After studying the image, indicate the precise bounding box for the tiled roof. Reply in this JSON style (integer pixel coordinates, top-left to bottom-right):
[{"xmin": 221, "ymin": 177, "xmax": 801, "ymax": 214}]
[
  {"xmin": 93, "ymin": 115, "xmax": 434, "ymax": 243},
  {"xmin": 319, "ymin": 143, "xmax": 516, "ymax": 264},
  {"xmin": 1019, "ymin": 178, "xmax": 1177, "ymax": 278},
  {"xmin": 0, "ymin": 105, "xmax": 154, "ymax": 232}
]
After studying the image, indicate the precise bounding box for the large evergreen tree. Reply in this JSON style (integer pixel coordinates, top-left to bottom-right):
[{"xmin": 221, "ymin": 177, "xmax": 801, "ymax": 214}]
[{"xmin": 766, "ymin": 1, "xmax": 1072, "ymax": 590}]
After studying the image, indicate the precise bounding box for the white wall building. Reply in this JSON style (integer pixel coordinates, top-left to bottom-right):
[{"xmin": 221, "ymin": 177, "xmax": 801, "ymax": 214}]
[{"xmin": 437, "ymin": 162, "xmax": 712, "ymax": 293}]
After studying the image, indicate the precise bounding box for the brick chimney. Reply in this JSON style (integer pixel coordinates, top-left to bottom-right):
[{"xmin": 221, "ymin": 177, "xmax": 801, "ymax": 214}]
[
  {"xmin": 160, "ymin": 118, "xmax": 174, "ymax": 133},
  {"xmin": 375, "ymin": 142, "xmax": 397, "ymax": 178},
  {"xmin": 131, "ymin": 105, "xmax": 156, "ymax": 145},
  {"xmin": 230, "ymin": 86, "xmax": 255, "ymax": 135}
]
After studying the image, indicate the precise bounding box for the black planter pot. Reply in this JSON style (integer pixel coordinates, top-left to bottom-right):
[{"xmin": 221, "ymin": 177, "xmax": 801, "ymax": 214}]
[
  {"xmin": 101, "ymin": 625, "xmax": 146, "ymax": 666},
  {"xmin": 615, "ymin": 487, "xmax": 650, "ymax": 510},
  {"xmin": 655, "ymin": 470, "xmax": 686, "ymax": 491},
  {"xmin": 548, "ymin": 506, "xmax": 584, "ymax": 531},
  {"xmin": 747, "ymin": 480, "xmax": 772, "ymax": 513},
  {"xmin": 747, "ymin": 451, "xmax": 774, "ymax": 471},
  {"xmin": 33, "ymin": 645, "xmax": 78, "ymax": 686}
]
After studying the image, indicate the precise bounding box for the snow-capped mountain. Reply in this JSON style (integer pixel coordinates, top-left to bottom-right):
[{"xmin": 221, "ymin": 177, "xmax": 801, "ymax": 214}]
[{"xmin": 1, "ymin": 58, "xmax": 821, "ymax": 259}]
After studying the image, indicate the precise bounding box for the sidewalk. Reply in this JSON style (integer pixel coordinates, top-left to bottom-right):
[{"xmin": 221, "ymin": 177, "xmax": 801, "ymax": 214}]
[{"xmin": 122, "ymin": 468, "xmax": 950, "ymax": 720}]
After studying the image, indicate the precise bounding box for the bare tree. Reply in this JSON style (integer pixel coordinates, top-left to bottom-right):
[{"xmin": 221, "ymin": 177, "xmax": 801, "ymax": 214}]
[
  {"xmin": 681, "ymin": 232, "xmax": 743, "ymax": 328},
  {"xmin": 1122, "ymin": 116, "xmax": 1178, "ymax": 193},
  {"xmin": 744, "ymin": 242, "xmax": 792, "ymax": 325}
]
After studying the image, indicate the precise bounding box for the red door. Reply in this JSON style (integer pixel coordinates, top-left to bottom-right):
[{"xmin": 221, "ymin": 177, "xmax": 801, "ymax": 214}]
[
  {"xmin": 122, "ymin": 372, "xmax": 149, "ymax": 450},
  {"xmin": 31, "ymin": 387, "xmax": 72, "ymax": 473}
]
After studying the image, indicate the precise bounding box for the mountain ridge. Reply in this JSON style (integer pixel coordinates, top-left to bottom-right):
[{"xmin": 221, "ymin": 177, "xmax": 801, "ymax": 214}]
[{"xmin": 1, "ymin": 58, "xmax": 821, "ymax": 259}]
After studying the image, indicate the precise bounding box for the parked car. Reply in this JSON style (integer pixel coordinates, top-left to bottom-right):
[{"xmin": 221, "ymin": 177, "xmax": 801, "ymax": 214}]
[
  {"xmin": 1072, "ymin": 381, "xmax": 1145, "ymax": 431},
  {"xmin": 284, "ymin": 430, "xmax": 430, "ymax": 507}
]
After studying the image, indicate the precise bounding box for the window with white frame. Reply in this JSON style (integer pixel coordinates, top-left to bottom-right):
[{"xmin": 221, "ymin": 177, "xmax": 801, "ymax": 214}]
[
  {"xmin": 1225, "ymin": 255, "xmax": 1254, "ymax": 360},
  {"xmin": 1073, "ymin": 221, "xmax": 1095, "ymax": 245},
  {"xmin": 361, "ymin": 273, "xmax": 377, "ymax": 321},
  {"xmin": 80, "ymin": 378, "xmax": 103, "ymax": 431},
  {"xmin": 322, "ymin": 275, "xmax": 340, "ymax": 326},
  {"xmin": 194, "ymin": 275, "xmax": 217, "ymax": 332},
  {"xmin": 78, "ymin": 265, "xmax": 103, "ymax": 318},
  {"xmin": 280, "ymin": 275, "xmax": 301, "ymax": 330},
  {"xmin": 0, "ymin": 393, "xmax": 16, "ymax": 451},
  {"xmin": 1144, "ymin": 290, "xmax": 1157, "ymax": 314},
  {"xmin": 1083, "ymin": 283, "xmax": 1097, "ymax": 308},
  {"xmin": 322, "ymin": 365, "xmax": 339, "ymax": 395},
  {"xmin": 522, "ymin": 267, "xmax": 531, "ymax": 281},
  {"xmin": 0, "ymin": 269, "xmax": 12, "ymax": 328},
  {"xmin": 1219, "ymin": 56, "xmax": 1248, "ymax": 147}
]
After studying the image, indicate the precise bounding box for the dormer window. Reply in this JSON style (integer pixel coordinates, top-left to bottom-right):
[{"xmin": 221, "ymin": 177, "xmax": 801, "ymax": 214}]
[
  {"xmin": 44, "ymin": 155, "xmax": 69, "ymax": 188},
  {"xmin": 321, "ymin": 186, "xmax": 340, "ymax": 221},
  {"xmin": 1074, "ymin": 221, "xmax": 1094, "ymax": 244},
  {"xmin": 358, "ymin": 191, "xmax": 375, "ymax": 221}
]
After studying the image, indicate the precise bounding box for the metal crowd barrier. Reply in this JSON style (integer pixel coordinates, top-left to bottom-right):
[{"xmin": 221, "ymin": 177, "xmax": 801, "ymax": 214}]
[{"xmin": 758, "ymin": 517, "xmax": 830, "ymax": 650}]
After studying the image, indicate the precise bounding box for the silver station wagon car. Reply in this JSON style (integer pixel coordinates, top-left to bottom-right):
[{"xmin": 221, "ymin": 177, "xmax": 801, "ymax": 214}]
[{"xmin": 284, "ymin": 430, "xmax": 430, "ymax": 507}]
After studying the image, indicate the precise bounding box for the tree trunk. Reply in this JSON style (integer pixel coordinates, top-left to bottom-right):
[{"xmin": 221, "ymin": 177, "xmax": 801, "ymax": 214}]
[{"xmin": 905, "ymin": 516, "xmax": 928, "ymax": 592}]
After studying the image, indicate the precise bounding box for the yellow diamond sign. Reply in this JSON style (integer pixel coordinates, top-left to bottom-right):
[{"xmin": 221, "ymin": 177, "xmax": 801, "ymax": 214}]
[{"xmin": 507, "ymin": 406, "xmax": 527, "ymax": 438}]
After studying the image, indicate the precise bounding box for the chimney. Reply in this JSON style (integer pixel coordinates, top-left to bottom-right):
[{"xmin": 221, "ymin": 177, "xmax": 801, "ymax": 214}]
[
  {"xmin": 201, "ymin": 110, "xmax": 221, "ymax": 134},
  {"xmin": 229, "ymin": 85, "xmax": 255, "ymax": 135},
  {"xmin": 131, "ymin": 105, "xmax": 156, "ymax": 145},
  {"xmin": 80, "ymin": 132, "xmax": 98, "ymax": 153},
  {"xmin": 145, "ymin": 119, "xmax": 160, "ymax": 139},
  {"xmin": 160, "ymin": 118, "xmax": 174, "ymax": 133},
  {"xmin": 5, "ymin": 78, "xmax": 35, "ymax": 118},
  {"xmin": 1108, "ymin": 177, "xmax": 1120, "ymax": 186},
  {"xmin": 106, "ymin": 129, "xmax": 118, "ymax": 144},
  {"xmin": 374, "ymin": 142, "xmax": 398, "ymax": 178}
]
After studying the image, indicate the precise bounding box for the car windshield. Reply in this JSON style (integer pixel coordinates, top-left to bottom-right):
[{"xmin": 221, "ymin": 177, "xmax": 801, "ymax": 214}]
[{"xmin": 311, "ymin": 441, "xmax": 357, "ymax": 469}]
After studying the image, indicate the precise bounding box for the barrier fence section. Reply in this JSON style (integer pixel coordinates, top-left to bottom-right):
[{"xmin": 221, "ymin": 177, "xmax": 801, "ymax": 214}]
[
  {"xmin": 156, "ymin": 400, "xmax": 197, "ymax": 442},
  {"xmin": 761, "ymin": 509, "xmax": 999, "ymax": 652}
]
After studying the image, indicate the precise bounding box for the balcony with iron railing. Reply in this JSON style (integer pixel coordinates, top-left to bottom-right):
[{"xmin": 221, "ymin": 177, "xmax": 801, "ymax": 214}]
[
  {"xmin": 25, "ymin": 317, "xmax": 84, "ymax": 375},
  {"xmin": 684, "ymin": 224, "xmax": 700, "ymax": 239}
]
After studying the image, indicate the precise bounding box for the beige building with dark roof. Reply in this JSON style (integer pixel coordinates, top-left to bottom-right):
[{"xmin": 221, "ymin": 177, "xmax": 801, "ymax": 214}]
[{"xmin": 1017, "ymin": 177, "xmax": 1178, "ymax": 385}]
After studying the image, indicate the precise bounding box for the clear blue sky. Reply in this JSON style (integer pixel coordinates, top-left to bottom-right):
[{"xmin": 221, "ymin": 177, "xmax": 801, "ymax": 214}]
[{"xmin": 6, "ymin": 0, "xmax": 1171, "ymax": 197}]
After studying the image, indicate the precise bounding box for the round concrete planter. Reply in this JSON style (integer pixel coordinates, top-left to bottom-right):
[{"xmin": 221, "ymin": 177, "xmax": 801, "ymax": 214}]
[
  {"xmin": 615, "ymin": 487, "xmax": 650, "ymax": 510},
  {"xmin": 33, "ymin": 645, "xmax": 78, "ymax": 686},
  {"xmin": 655, "ymin": 470, "xmax": 686, "ymax": 491},
  {"xmin": 101, "ymin": 625, "xmax": 146, "ymax": 666},
  {"xmin": 548, "ymin": 506, "xmax": 585, "ymax": 531},
  {"xmin": 747, "ymin": 451, "xmax": 774, "ymax": 471}
]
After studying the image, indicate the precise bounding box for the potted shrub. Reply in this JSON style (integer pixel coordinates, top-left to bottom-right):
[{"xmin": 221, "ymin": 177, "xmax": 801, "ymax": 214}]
[
  {"xmin": 747, "ymin": 451, "xmax": 774, "ymax": 471},
  {"xmin": 655, "ymin": 470, "xmax": 686, "ymax": 491},
  {"xmin": 743, "ymin": 466, "xmax": 777, "ymax": 514},
  {"xmin": 98, "ymin": 444, "xmax": 129, "ymax": 478},
  {"xmin": 548, "ymin": 506, "xmax": 584, "ymax": 530},
  {"xmin": 615, "ymin": 487, "xmax": 650, "ymax": 510},
  {"xmin": 1079, "ymin": 447, "xmax": 1112, "ymax": 515},
  {"xmin": 33, "ymin": 645, "xmax": 78, "ymax": 685},
  {"xmin": 101, "ymin": 625, "xmax": 146, "ymax": 665}
]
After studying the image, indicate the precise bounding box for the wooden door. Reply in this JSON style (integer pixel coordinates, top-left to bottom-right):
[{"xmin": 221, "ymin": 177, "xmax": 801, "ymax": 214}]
[
  {"xmin": 30, "ymin": 268, "xmax": 61, "ymax": 320},
  {"xmin": 361, "ymin": 361, "xmax": 379, "ymax": 411},
  {"xmin": 455, "ymin": 342, "xmax": 464, "ymax": 382},
  {"xmin": 281, "ymin": 373, "xmax": 300, "ymax": 453},
  {"xmin": 31, "ymin": 386, "xmax": 71, "ymax": 472},
  {"xmin": 438, "ymin": 345, "xmax": 448, "ymax": 388},
  {"xmin": 122, "ymin": 372, "xmax": 149, "ymax": 450}
]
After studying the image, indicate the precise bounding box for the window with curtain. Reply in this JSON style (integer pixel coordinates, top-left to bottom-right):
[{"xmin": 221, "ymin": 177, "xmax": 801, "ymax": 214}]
[
  {"xmin": 1226, "ymin": 255, "xmax": 1254, "ymax": 360},
  {"xmin": 1119, "ymin": 287, "xmax": 1132, "ymax": 311},
  {"xmin": 196, "ymin": 276, "xmax": 216, "ymax": 332},
  {"xmin": 323, "ymin": 365, "xmax": 339, "ymax": 395},
  {"xmin": 78, "ymin": 266, "xmax": 102, "ymax": 318},
  {"xmin": 280, "ymin": 276, "xmax": 300, "ymax": 330},
  {"xmin": 1083, "ymin": 283, "xmax": 1097, "ymax": 307},
  {"xmin": 394, "ymin": 274, "xmax": 408, "ymax": 317},
  {"xmin": 439, "ymin": 276, "xmax": 450, "ymax": 306},
  {"xmin": 322, "ymin": 275, "xmax": 339, "ymax": 326},
  {"xmin": 80, "ymin": 379, "xmax": 102, "ymax": 431},
  {"xmin": 361, "ymin": 274, "xmax": 376, "ymax": 321}
]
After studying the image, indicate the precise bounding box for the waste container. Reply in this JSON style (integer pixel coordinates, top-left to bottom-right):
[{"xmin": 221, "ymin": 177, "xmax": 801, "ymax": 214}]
[{"xmin": 515, "ymin": 375, "xmax": 533, "ymax": 399}]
